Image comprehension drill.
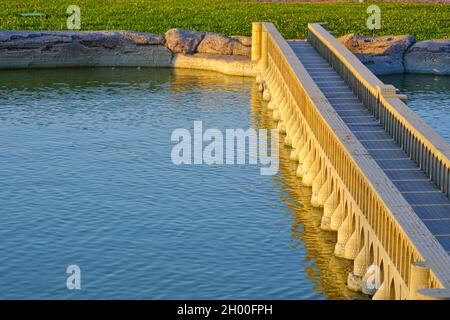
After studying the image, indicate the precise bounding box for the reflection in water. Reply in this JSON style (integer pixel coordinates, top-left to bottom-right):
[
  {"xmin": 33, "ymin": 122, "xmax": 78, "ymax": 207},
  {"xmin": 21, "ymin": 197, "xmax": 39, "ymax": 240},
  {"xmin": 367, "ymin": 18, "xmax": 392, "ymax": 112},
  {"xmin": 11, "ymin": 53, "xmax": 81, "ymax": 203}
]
[{"xmin": 250, "ymin": 83, "xmax": 365, "ymax": 300}]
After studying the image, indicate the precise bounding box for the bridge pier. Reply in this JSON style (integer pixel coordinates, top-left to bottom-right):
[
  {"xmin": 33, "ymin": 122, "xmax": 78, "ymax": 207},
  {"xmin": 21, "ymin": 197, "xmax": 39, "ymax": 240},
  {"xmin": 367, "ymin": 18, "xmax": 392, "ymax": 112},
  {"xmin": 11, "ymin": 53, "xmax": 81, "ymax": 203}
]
[
  {"xmin": 262, "ymin": 87, "xmax": 271, "ymax": 101},
  {"xmin": 291, "ymin": 130, "xmax": 304, "ymax": 160},
  {"xmin": 317, "ymin": 172, "xmax": 331, "ymax": 207},
  {"xmin": 304, "ymin": 158, "xmax": 319, "ymax": 187},
  {"xmin": 296, "ymin": 142, "xmax": 309, "ymax": 177},
  {"xmin": 285, "ymin": 104, "xmax": 298, "ymax": 147},
  {"xmin": 294, "ymin": 130, "xmax": 308, "ymax": 163},
  {"xmin": 330, "ymin": 198, "xmax": 345, "ymax": 231},
  {"xmin": 354, "ymin": 243, "xmax": 369, "ymax": 278},
  {"xmin": 267, "ymin": 72, "xmax": 281, "ymax": 108},
  {"xmin": 277, "ymin": 96, "xmax": 290, "ymax": 133},
  {"xmin": 301, "ymin": 149, "xmax": 316, "ymax": 186},
  {"xmin": 289, "ymin": 149, "xmax": 298, "ymax": 162},
  {"xmin": 311, "ymin": 164, "xmax": 326, "ymax": 207},
  {"xmin": 321, "ymin": 187, "xmax": 337, "ymax": 230},
  {"xmin": 347, "ymin": 231, "xmax": 370, "ymax": 293},
  {"xmin": 335, "ymin": 213, "xmax": 351, "ymax": 258},
  {"xmin": 344, "ymin": 229, "xmax": 359, "ymax": 260}
]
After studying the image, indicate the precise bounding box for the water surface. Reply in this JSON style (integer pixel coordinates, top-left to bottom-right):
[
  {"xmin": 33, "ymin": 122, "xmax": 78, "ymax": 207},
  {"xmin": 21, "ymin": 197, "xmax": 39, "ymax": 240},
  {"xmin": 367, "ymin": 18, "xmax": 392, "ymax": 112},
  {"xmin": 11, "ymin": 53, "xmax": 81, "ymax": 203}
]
[
  {"xmin": 0, "ymin": 68, "xmax": 355, "ymax": 299},
  {"xmin": 380, "ymin": 74, "xmax": 450, "ymax": 142}
]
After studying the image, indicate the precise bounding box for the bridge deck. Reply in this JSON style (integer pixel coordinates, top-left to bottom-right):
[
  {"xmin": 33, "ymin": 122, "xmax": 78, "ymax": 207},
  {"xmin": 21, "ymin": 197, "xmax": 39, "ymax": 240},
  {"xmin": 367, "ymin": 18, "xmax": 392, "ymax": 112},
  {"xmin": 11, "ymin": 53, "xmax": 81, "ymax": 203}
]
[{"xmin": 289, "ymin": 40, "xmax": 450, "ymax": 255}]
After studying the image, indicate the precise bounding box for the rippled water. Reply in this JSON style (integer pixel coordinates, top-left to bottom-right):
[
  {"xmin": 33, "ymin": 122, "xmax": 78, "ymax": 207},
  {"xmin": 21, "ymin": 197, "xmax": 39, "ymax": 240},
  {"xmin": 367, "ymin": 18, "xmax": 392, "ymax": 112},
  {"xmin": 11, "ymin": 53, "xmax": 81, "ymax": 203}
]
[
  {"xmin": 380, "ymin": 74, "xmax": 450, "ymax": 142},
  {"xmin": 0, "ymin": 68, "xmax": 359, "ymax": 300}
]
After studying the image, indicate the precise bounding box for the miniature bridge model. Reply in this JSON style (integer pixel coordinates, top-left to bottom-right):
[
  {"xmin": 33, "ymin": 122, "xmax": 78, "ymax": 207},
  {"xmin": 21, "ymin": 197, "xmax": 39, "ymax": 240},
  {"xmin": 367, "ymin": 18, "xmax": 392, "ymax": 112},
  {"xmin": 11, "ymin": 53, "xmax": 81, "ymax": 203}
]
[{"xmin": 251, "ymin": 22, "xmax": 450, "ymax": 300}]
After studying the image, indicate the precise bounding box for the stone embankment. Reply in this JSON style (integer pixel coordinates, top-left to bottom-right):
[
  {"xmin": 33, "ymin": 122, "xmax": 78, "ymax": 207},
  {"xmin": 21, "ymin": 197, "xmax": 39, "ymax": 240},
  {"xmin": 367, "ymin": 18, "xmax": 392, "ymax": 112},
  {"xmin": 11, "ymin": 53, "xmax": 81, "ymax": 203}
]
[
  {"xmin": 338, "ymin": 33, "xmax": 450, "ymax": 75},
  {"xmin": 0, "ymin": 28, "xmax": 257, "ymax": 77}
]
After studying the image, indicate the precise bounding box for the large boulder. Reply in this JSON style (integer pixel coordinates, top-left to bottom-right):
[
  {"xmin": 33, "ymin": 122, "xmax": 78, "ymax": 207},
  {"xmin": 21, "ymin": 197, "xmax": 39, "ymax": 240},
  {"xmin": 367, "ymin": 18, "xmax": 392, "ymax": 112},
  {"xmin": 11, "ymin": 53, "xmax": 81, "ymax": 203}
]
[
  {"xmin": 404, "ymin": 40, "xmax": 450, "ymax": 75},
  {"xmin": 231, "ymin": 41, "xmax": 251, "ymax": 57},
  {"xmin": 338, "ymin": 33, "xmax": 416, "ymax": 75},
  {"xmin": 196, "ymin": 32, "xmax": 234, "ymax": 55},
  {"xmin": 196, "ymin": 32, "xmax": 251, "ymax": 57},
  {"xmin": 0, "ymin": 30, "xmax": 172, "ymax": 68},
  {"xmin": 231, "ymin": 35, "xmax": 252, "ymax": 47},
  {"xmin": 164, "ymin": 28, "xmax": 205, "ymax": 54}
]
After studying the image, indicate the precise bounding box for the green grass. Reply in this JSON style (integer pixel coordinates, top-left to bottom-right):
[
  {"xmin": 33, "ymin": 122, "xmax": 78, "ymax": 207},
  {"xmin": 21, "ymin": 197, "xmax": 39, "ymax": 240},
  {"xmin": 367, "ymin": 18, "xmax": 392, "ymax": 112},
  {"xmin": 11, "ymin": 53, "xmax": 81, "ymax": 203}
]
[{"xmin": 0, "ymin": 0, "xmax": 448, "ymax": 40}]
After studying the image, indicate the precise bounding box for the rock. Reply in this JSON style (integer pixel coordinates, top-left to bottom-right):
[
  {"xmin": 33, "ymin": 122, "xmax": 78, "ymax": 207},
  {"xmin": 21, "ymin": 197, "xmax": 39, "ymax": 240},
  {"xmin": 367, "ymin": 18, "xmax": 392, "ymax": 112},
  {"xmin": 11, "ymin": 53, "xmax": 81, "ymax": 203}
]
[
  {"xmin": 404, "ymin": 40, "xmax": 450, "ymax": 75},
  {"xmin": 197, "ymin": 32, "xmax": 234, "ymax": 55},
  {"xmin": 231, "ymin": 41, "xmax": 251, "ymax": 57},
  {"xmin": 347, "ymin": 272, "xmax": 362, "ymax": 293},
  {"xmin": 120, "ymin": 31, "xmax": 165, "ymax": 45},
  {"xmin": 76, "ymin": 30, "xmax": 165, "ymax": 47},
  {"xmin": 0, "ymin": 30, "xmax": 172, "ymax": 69},
  {"xmin": 338, "ymin": 33, "xmax": 416, "ymax": 75},
  {"xmin": 164, "ymin": 28, "xmax": 205, "ymax": 54},
  {"xmin": 231, "ymin": 35, "xmax": 252, "ymax": 47},
  {"xmin": 196, "ymin": 32, "xmax": 251, "ymax": 57}
]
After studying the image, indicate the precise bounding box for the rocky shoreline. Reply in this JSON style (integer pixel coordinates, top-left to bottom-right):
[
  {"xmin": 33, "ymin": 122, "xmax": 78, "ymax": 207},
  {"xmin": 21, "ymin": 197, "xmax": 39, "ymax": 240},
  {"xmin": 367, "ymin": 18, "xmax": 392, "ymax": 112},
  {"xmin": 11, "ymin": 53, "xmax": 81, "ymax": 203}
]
[
  {"xmin": 0, "ymin": 28, "xmax": 448, "ymax": 76},
  {"xmin": 338, "ymin": 33, "xmax": 450, "ymax": 75},
  {"xmin": 0, "ymin": 28, "xmax": 256, "ymax": 77}
]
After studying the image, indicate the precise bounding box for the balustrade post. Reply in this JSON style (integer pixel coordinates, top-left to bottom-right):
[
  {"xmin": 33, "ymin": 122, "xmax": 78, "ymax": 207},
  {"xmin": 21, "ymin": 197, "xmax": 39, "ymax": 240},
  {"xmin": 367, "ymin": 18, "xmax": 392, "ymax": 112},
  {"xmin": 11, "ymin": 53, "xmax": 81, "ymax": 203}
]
[
  {"xmin": 260, "ymin": 27, "xmax": 268, "ymax": 72},
  {"xmin": 251, "ymin": 22, "xmax": 262, "ymax": 62},
  {"xmin": 409, "ymin": 262, "xmax": 430, "ymax": 300}
]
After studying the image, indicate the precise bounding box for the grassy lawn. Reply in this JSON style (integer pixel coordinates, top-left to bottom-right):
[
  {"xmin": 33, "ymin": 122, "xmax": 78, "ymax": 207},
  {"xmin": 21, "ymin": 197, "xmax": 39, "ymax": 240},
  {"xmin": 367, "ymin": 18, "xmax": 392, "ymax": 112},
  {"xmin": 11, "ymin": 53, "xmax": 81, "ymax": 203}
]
[{"xmin": 0, "ymin": 0, "xmax": 448, "ymax": 40}]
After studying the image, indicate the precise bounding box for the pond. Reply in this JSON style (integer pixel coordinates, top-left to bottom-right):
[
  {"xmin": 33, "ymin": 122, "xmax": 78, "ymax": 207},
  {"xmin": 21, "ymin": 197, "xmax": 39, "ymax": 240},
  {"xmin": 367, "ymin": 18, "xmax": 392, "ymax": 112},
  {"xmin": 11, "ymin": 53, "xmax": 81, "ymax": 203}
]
[{"xmin": 0, "ymin": 68, "xmax": 357, "ymax": 299}]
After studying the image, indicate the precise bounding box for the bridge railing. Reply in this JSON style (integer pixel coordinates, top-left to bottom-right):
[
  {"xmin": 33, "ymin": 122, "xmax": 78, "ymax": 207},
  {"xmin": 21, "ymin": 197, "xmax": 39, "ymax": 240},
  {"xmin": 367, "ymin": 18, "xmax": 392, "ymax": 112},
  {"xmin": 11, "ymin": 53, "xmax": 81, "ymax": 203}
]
[
  {"xmin": 254, "ymin": 21, "xmax": 450, "ymax": 298},
  {"xmin": 307, "ymin": 23, "xmax": 450, "ymax": 198}
]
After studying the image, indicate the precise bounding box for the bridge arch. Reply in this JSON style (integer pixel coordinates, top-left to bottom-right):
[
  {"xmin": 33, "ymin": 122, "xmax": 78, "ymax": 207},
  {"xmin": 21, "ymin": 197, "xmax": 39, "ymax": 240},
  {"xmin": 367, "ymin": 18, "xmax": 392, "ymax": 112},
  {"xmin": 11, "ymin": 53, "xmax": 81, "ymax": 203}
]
[
  {"xmin": 344, "ymin": 201, "xmax": 349, "ymax": 221},
  {"xmin": 359, "ymin": 226, "xmax": 365, "ymax": 252},
  {"xmin": 351, "ymin": 212, "xmax": 356, "ymax": 234},
  {"xmin": 389, "ymin": 279, "xmax": 396, "ymax": 300},
  {"xmin": 380, "ymin": 260, "xmax": 385, "ymax": 285},
  {"xmin": 369, "ymin": 243, "xmax": 375, "ymax": 266}
]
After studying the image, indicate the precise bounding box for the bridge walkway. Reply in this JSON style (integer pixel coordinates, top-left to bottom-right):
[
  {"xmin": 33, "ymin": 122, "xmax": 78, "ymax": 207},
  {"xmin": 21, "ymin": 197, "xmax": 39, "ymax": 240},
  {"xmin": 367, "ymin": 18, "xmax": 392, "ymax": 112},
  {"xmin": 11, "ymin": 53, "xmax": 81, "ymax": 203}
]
[{"xmin": 289, "ymin": 40, "xmax": 450, "ymax": 255}]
